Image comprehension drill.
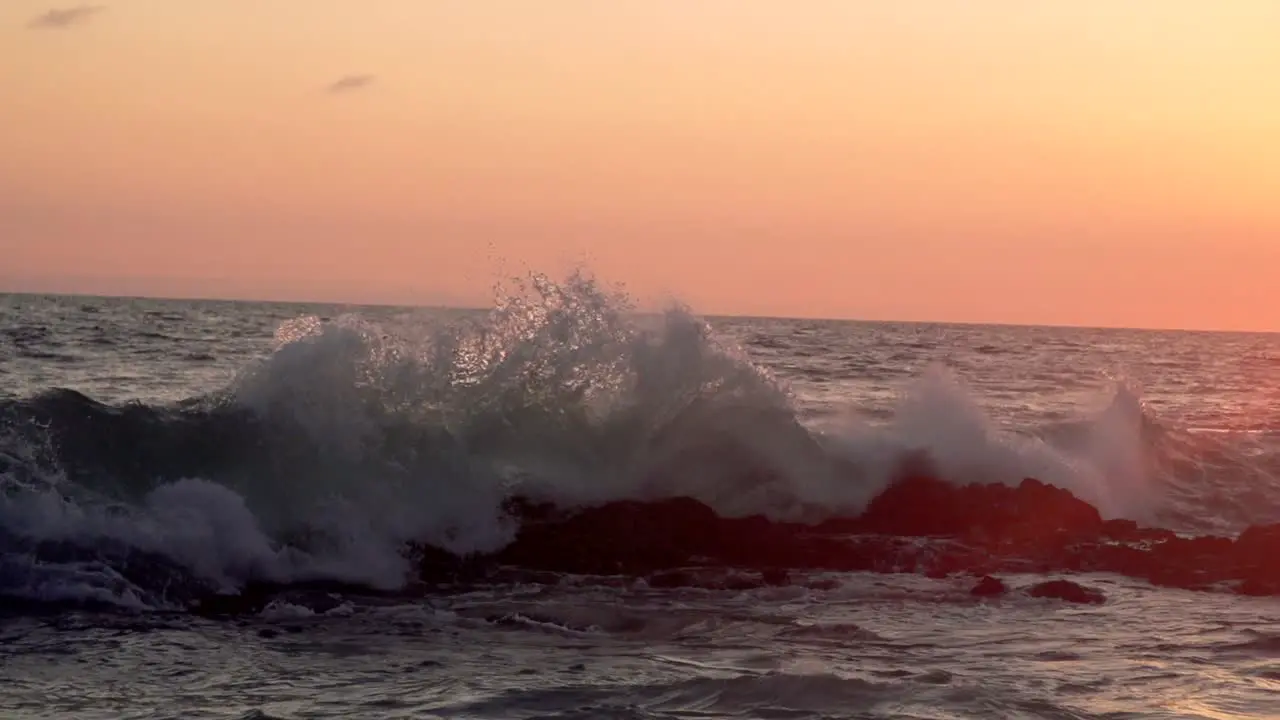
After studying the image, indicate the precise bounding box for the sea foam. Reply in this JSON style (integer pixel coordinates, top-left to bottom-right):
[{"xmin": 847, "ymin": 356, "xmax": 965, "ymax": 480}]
[{"xmin": 2, "ymin": 271, "xmax": 1278, "ymax": 608}]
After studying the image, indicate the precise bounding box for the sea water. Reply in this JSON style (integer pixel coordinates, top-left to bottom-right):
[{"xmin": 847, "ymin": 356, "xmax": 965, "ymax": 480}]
[{"xmin": 2, "ymin": 276, "xmax": 1277, "ymax": 719}]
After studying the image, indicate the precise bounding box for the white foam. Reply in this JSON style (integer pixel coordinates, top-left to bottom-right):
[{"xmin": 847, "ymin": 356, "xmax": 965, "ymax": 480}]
[
  {"xmin": 2, "ymin": 270, "xmax": 1277, "ymax": 607},
  {"xmin": 811, "ymin": 368, "xmax": 1163, "ymax": 520}
]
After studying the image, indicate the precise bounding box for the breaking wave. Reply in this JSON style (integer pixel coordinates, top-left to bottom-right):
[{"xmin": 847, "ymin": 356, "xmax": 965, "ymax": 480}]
[{"xmin": 3, "ymin": 271, "xmax": 1279, "ymax": 609}]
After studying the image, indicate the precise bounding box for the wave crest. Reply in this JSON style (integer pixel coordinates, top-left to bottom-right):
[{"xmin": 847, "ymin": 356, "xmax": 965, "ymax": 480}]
[{"xmin": 3, "ymin": 271, "xmax": 1280, "ymax": 609}]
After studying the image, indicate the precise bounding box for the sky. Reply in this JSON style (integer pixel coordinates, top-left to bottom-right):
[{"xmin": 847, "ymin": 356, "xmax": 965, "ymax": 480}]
[{"xmin": 3, "ymin": 2, "xmax": 1279, "ymax": 331}]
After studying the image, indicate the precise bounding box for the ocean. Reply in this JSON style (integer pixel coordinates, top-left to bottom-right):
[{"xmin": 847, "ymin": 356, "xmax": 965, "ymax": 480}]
[{"xmin": 1, "ymin": 277, "xmax": 1278, "ymax": 719}]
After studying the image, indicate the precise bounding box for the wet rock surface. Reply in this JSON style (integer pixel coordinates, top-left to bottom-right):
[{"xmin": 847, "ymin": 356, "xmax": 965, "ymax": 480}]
[
  {"xmin": 192, "ymin": 475, "xmax": 1280, "ymax": 614},
  {"xmin": 1025, "ymin": 579, "xmax": 1106, "ymax": 604},
  {"xmin": 443, "ymin": 476, "xmax": 1280, "ymax": 596},
  {"xmin": 970, "ymin": 575, "xmax": 1008, "ymax": 597}
]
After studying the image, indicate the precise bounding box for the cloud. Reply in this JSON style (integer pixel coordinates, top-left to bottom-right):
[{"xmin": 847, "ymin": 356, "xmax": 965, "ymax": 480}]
[
  {"xmin": 28, "ymin": 5, "xmax": 105, "ymax": 29},
  {"xmin": 326, "ymin": 74, "xmax": 375, "ymax": 95}
]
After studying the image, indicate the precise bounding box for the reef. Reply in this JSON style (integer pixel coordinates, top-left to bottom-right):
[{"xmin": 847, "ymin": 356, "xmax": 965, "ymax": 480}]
[
  {"xmin": 182, "ymin": 474, "xmax": 1280, "ymax": 616},
  {"xmin": 405, "ymin": 474, "xmax": 1279, "ymax": 602}
]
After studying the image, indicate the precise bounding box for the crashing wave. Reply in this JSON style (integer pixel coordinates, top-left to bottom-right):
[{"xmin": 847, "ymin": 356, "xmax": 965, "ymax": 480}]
[{"xmin": 2, "ymin": 271, "xmax": 1279, "ymax": 610}]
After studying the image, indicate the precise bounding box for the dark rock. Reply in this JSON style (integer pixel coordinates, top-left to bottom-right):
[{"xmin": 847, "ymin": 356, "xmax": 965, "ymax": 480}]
[
  {"xmin": 1178, "ymin": 535, "xmax": 1235, "ymax": 557},
  {"xmin": 920, "ymin": 545, "xmax": 987, "ymax": 579},
  {"xmin": 857, "ymin": 475, "xmax": 967, "ymax": 536},
  {"xmin": 191, "ymin": 588, "xmax": 274, "ymax": 618},
  {"xmin": 1100, "ymin": 519, "xmax": 1139, "ymax": 541},
  {"xmin": 97, "ymin": 483, "xmax": 1280, "ymax": 619},
  {"xmin": 201, "ymin": 480, "xmax": 1275, "ymax": 609},
  {"xmin": 858, "ymin": 475, "xmax": 1102, "ymax": 540},
  {"xmin": 1236, "ymin": 576, "xmax": 1280, "ymax": 596},
  {"xmin": 762, "ymin": 568, "xmax": 790, "ymax": 586},
  {"xmin": 495, "ymin": 496, "xmax": 722, "ymax": 575},
  {"xmin": 722, "ymin": 574, "xmax": 765, "ymax": 591},
  {"xmin": 405, "ymin": 475, "xmax": 1114, "ymax": 588},
  {"xmin": 412, "ymin": 543, "xmax": 491, "ymax": 585},
  {"xmin": 417, "ymin": 475, "xmax": 1272, "ymax": 597},
  {"xmin": 502, "ymin": 496, "xmax": 562, "ymax": 524},
  {"xmin": 970, "ymin": 575, "xmax": 1007, "ymax": 597},
  {"xmin": 1231, "ymin": 523, "xmax": 1280, "ymax": 595},
  {"xmin": 1026, "ymin": 579, "xmax": 1105, "ymax": 604},
  {"xmin": 491, "ymin": 495, "xmax": 869, "ymax": 576},
  {"xmin": 1141, "ymin": 536, "xmax": 1236, "ymax": 589},
  {"xmin": 1236, "ymin": 523, "xmax": 1280, "ymax": 561},
  {"xmin": 1085, "ymin": 543, "xmax": 1152, "ymax": 579}
]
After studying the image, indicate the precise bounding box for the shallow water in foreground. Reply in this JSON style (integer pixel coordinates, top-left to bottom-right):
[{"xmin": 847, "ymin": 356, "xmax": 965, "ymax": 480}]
[{"xmin": 4, "ymin": 574, "xmax": 1278, "ymax": 719}]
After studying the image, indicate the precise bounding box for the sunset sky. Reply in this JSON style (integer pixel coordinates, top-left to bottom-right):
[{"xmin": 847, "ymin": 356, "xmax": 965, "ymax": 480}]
[{"xmin": 3, "ymin": 2, "xmax": 1279, "ymax": 330}]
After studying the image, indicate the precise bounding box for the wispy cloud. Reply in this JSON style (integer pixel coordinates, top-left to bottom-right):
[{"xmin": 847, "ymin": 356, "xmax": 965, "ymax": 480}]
[
  {"xmin": 326, "ymin": 74, "xmax": 375, "ymax": 95},
  {"xmin": 28, "ymin": 5, "xmax": 105, "ymax": 29}
]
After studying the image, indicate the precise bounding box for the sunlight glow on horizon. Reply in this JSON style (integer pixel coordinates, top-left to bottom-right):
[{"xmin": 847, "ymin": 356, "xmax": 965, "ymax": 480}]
[{"xmin": 2, "ymin": 1, "xmax": 1279, "ymax": 331}]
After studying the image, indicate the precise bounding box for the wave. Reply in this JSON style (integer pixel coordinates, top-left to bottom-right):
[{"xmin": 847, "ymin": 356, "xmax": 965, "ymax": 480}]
[
  {"xmin": 437, "ymin": 672, "xmax": 891, "ymax": 719},
  {"xmin": 3, "ymin": 271, "xmax": 1280, "ymax": 610},
  {"xmin": 430, "ymin": 669, "xmax": 1090, "ymax": 720}
]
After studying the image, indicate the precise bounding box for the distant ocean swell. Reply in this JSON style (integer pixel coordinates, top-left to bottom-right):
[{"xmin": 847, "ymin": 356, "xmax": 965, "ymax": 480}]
[{"xmin": 2, "ymin": 273, "xmax": 1279, "ymax": 610}]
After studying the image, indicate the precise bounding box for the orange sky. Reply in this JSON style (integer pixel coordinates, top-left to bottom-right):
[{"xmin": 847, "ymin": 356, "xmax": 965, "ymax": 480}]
[{"xmin": 3, "ymin": 1, "xmax": 1279, "ymax": 330}]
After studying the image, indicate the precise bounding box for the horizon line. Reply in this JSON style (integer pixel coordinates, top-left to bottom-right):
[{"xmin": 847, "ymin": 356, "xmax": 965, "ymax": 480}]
[{"xmin": 1, "ymin": 287, "xmax": 1275, "ymax": 337}]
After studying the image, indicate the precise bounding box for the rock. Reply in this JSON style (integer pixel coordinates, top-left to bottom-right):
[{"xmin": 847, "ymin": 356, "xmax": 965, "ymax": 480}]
[
  {"xmin": 392, "ymin": 477, "xmax": 1280, "ymax": 601},
  {"xmin": 191, "ymin": 587, "xmax": 275, "ymax": 617},
  {"xmin": 1236, "ymin": 523, "xmax": 1280, "ymax": 562},
  {"xmin": 1099, "ymin": 519, "xmax": 1139, "ymax": 541},
  {"xmin": 1084, "ymin": 543, "xmax": 1152, "ymax": 579},
  {"xmin": 1007, "ymin": 478, "xmax": 1104, "ymax": 537},
  {"xmin": 1231, "ymin": 523, "xmax": 1280, "ymax": 595},
  {"xmin": 858, "ymin": 475, "xmax": 1102, "ymax": 540},
  {"xmin": 1236, "ymin": 576, "xmax": 1280, "ymax": 597},
  {"xmin": 1178, "ymin": 535, "xmax": 1235, "ymax": 557},
  {"xmin": 492, "ymin": 496, "xmax": 867, "ymax": 576},
  {"xmin": 857, "ymin": 474, "xmax": 970, "ymax": 536},
  {"xmin": 412, "ymin": 543, "xmax": 491, "ymax": 585},
  {"xmin": 762, "ymin": 568, "xmax": 791, "ymax": 586},
  {"xmin": 920, "ymin": 544, "xmax": 988, "ymax": 579},
  {"xmin": 1141, "ymin": 536, "xmax": 1236, "ymax": 589},
  {"xmin": 722, "ymin": 574, "xmax": 765, "ymax": 591},
  {"xmin": 1026, "ymin": 579, "xmax": 1105, "ymax": 604},
  {"xmin": 431, "ymin": 477, "xmax": 1117, "ymax": 592},
  {"xmin": 970, "ymin": 575, "xmax": 1007, "ymax": 597},
  {"xmin": 495, "ymin": 496, "xmax": 723, "ymax": 575}
]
